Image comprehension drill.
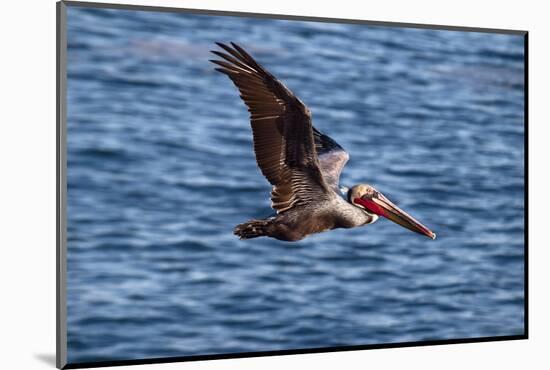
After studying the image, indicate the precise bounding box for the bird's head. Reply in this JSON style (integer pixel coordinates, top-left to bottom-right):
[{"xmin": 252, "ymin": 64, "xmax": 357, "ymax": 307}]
[{"xmin": 348, "ymin": 184, "xmax": 436, "ymax": 240}]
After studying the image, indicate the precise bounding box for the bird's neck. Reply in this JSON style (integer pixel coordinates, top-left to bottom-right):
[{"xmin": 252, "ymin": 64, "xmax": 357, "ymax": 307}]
[{"xmin": 335, "ymin": 198, "xmax": 378, "ymax": 228}]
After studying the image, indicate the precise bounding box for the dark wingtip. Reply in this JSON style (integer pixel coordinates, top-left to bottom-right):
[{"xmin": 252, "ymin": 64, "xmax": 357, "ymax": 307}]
[
  {"xmin": 210, "ymin": 50, "xmax": 224, "ymax": 57},
  {"xmin": 215, "ymin": 42, "xmax": 243, "ymax": 57},
  {"xmin": 213, "ymin": 67, "xmax": 232, "ymax": 76},
  {"xmin": 215, "ymin": 41, "xmax": 230, "ymax": 49},
  {"xmin": 209, "ymin": 59, "xmax": 224, "ymax": 70},
  {"xmin": 215, "ymin": 41, "xmax": 241, "ymax": 50},
  {"xmin": 230, "ymin": 42, "xmax": 247, "ymax": 56}
]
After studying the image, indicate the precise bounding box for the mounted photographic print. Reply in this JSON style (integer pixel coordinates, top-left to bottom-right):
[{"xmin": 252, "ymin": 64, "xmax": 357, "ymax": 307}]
[{"xmin": 56, "ymin": 1, "xmax": 528, "ymax": 368}]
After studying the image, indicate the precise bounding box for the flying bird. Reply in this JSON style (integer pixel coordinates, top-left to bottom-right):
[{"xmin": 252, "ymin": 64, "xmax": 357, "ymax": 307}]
[{"xmin": 210, "ymin": 42, "xmax": 436, "ymax": 242}]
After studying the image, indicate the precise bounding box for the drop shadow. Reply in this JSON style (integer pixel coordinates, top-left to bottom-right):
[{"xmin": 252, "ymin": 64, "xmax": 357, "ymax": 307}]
[{"xmin": 34, "ymin": 353, "xmax": 56, "ymax": 367}]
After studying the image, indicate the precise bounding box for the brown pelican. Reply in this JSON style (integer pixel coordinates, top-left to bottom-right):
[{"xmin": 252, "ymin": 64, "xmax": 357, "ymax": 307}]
[{"xmin": 211, "ymin": 42, "xmax": 436, "ymax": 242}]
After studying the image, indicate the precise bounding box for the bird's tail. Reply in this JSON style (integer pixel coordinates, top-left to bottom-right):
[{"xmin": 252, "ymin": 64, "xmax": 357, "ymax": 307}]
[{"xmin": 234, "ymin": 219, "xmax": 271, "ymax": 239}]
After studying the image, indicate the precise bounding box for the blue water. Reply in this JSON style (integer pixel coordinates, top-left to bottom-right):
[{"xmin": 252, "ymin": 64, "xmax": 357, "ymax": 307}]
[{"xmin": 65, "ymin": 6, "xmax": 525, "ymax": 364}]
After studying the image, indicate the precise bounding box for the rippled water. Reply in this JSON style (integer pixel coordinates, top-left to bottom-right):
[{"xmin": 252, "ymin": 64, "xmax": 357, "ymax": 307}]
[{"xmin": 65, "ymin": 5, "xmax": 525, "ymax": 364}]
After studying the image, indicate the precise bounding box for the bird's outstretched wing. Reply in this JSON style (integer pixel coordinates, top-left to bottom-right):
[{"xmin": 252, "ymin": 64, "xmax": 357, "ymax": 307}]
[
  {"xmin": 313, "ymin": 127, "xmax": 350, "ymax": 193},
  {"xmin": 210, "ymin": 42, "xmax": 332, "ymax": 213}
]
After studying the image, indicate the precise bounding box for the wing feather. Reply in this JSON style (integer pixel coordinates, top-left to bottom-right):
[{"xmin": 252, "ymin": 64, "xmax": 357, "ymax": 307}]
[
  {"xmin": 313, "ymin": 127, "xmax": 350, "ymax": 192},
  {"xmin": 211, "ymin": 42, "xmax": 332, "ymax": 212}
]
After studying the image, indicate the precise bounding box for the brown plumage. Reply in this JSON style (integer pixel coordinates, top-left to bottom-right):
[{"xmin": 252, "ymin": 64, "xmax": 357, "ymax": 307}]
[
  {"xmin": 211, "ymin": 42, "xmax": 329, "ymax": 213},
  {"xmin": 210, "ymin": 42, "xmax": 436, "ymax": 242}
]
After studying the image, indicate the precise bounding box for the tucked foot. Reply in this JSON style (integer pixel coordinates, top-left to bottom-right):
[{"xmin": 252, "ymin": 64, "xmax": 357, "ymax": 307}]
[{"xmin": 234, "ymin": 219, "xmax": 270, "ymax": 239}]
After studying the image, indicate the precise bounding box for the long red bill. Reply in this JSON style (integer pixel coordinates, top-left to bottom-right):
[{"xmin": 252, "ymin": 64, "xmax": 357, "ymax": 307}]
[{"xmin": 355, "ymin": 193, "xmax": 436, "ymax": 240}]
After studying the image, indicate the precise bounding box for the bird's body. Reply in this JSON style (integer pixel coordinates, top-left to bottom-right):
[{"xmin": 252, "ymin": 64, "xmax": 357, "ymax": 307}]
[
  {"xmin": 235, "ymin": 196, "xmax": 376, "ymax": 241},
  {"xmin": 211, "ymin": 42, "xmax": 435, "ymax": 242}
]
